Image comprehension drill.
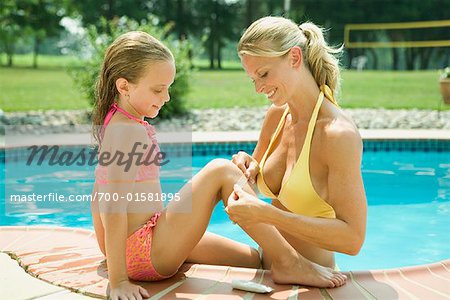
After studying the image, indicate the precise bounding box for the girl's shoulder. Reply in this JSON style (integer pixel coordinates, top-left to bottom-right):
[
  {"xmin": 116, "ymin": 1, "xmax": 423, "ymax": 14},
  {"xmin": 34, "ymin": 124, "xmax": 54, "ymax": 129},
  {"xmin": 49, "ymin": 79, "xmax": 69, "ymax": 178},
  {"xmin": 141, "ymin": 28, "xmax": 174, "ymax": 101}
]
[{"xmin": 102, "ymin": 116, "xmax": 149, "ymax": 150}]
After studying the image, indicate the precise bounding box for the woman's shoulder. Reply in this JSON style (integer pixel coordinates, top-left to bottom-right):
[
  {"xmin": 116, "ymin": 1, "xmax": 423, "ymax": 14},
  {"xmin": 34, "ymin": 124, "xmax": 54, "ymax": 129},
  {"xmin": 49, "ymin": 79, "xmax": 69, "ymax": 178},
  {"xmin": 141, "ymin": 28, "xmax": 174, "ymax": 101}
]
[
  {"xmin": 317, "ymin": 102, "xmax": 359, "ymax": 139},
  {"xmin": 262, "ymin": 104, "xmax": 287, "ymax": 130},
  {"xmin": 320, "ymin": 113, "xmax": 363, "ymax": 163},
  {"xmin": 265, "ymin": 103, "xmax": 288, "ymax": 121},
  {"xmin": 259, "ymin": 104, "xmax": 288, "ymax": 142}
]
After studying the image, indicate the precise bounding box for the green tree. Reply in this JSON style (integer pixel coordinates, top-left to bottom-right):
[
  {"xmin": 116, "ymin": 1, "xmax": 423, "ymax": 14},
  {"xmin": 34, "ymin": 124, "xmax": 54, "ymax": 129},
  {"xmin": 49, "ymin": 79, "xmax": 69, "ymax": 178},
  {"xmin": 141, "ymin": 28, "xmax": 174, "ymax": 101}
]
[
  {"xmin": 0, "ymin": 0, "xmax": 24, "ymax": 66},
  {"xmin": 195, "ymin": 0, "xmax": 242, "ymax": 69},
  {"xmin": 18, "ymin": 0, "xmax": 66, "ymax": 68},
  {"xmin": 146, "ymin": 0, "xmax": 244, "ymax": 69},
  {"xmin": 70, "ymin": 0, "xmax": 150, "ymax": 34}
]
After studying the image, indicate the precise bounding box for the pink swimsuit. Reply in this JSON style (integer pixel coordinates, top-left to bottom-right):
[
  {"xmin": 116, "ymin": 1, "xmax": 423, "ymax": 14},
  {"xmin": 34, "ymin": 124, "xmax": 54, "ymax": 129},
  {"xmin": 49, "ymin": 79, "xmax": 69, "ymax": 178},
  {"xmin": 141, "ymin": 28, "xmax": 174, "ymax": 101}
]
[
  {"xmin": 95, "ymin": 103, "xmax": 174, "ymax": 281},
  {"xmin": 95, "ymin": 103, "xmax": 160, "ymax": 184}
]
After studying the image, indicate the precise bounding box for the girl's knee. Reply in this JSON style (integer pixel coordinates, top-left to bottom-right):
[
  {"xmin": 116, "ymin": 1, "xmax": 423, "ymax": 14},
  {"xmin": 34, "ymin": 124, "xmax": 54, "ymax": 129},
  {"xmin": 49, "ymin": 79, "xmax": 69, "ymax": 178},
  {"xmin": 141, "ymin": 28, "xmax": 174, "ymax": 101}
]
[{"xmin": 206, "ymin": 158, "xmax": 239, "ymax": 174}]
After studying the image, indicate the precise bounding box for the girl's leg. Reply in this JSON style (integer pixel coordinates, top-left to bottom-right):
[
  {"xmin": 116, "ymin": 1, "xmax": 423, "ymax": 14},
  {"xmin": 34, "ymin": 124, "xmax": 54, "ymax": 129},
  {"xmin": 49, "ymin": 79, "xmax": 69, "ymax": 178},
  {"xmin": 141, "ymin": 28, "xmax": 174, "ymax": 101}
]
[
  {"xmin": 151, "ymin": 159, "xmax": 345, "ymax": 288},
  {"xmin": 186, "ymin": 231, "xmax": 260, "ymax": 267},
  {"xmin": 151, "ymin": 158, "xmax": 260, "ymax": 274}
]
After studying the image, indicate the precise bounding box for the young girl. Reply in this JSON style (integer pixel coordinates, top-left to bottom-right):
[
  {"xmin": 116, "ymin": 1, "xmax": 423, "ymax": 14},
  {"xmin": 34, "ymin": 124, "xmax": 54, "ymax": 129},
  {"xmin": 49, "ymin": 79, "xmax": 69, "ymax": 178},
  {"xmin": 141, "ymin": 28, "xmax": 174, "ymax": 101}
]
[{"xmin": 90, "ymin": 31, "xmax": 262, "ymax": 300}]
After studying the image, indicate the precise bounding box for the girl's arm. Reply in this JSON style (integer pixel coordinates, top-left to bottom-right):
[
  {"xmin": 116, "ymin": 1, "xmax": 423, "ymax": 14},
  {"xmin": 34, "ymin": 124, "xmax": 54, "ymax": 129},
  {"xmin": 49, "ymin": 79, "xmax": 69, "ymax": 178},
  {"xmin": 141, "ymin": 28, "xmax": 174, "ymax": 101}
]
[
  {"xmin": 101, "ymin": 211, "xmax": 128, "ymax": 287},
  {"xmin": 263, "ymin": 128, "xmax": 367, "ymax": 255},
  {"xmin": 91, "ymin": 185, "xmax": 105, "ymax": 256},
  {"xmin": 98, "ymin": 124, "xmax": 148, "ymax": 288}
]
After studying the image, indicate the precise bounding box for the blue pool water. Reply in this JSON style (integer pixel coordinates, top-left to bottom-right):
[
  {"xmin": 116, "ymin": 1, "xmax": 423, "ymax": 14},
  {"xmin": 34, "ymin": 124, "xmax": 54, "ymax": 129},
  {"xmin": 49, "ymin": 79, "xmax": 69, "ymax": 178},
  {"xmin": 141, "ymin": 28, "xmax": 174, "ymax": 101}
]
[{"xmin": 1, "ymin": 146, "xmax": 449, "ymax": 271}]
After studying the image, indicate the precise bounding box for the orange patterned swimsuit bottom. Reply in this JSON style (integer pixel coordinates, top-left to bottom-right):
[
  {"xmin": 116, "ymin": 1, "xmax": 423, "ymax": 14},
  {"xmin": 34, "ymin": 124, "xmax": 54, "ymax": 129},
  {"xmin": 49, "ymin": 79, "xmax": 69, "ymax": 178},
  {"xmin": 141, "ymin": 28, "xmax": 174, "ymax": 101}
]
[{"xmin": 125, "ymin": 212, "xmax": 176, "ymax": 281}]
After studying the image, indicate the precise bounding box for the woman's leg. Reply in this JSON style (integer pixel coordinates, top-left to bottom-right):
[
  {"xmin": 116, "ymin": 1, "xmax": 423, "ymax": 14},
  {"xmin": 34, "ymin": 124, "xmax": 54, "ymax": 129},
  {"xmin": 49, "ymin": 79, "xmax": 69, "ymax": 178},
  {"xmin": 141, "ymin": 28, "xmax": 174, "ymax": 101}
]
[{"xmin": 151, "ymin": 159, "xmax": 345, "ymax": 288}]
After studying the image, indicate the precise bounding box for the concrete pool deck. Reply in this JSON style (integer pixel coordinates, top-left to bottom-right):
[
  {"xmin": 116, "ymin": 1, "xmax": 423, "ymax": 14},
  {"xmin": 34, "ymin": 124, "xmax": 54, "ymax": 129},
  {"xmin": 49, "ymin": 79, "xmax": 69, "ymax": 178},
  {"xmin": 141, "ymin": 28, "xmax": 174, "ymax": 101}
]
[{"xmin": 1, "ymin": 226, "xmax": 449, "ymax": 300}]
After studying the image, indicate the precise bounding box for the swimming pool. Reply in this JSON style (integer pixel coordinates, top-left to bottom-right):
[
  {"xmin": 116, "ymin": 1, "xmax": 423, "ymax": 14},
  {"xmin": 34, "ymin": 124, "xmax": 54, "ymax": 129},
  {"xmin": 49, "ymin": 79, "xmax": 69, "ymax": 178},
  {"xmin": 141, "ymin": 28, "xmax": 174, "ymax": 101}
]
[{"xmin": 1, "ymin": 141, "xmax": 449, "ymax": 271}]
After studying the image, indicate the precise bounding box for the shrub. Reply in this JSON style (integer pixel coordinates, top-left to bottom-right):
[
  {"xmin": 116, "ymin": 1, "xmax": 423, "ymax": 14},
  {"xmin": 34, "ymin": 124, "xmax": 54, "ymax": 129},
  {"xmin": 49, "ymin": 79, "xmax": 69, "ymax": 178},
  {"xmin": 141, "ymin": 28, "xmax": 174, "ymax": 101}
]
[{"xmin": 440, "ymin": 67, "xmax": 450, "ymax": 80}]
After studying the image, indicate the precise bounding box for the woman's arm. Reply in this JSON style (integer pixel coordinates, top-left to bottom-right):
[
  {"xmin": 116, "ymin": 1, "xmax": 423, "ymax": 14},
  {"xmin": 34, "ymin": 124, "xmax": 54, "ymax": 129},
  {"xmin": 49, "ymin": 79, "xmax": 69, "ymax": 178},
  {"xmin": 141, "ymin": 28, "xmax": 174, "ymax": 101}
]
[
  {"xmin": 232, "ymin": 105, "xmax": 287, "ymax": 182},
  {"xmin": 261, "ymin": 128, "xmax": 367, "ymax": 255}
]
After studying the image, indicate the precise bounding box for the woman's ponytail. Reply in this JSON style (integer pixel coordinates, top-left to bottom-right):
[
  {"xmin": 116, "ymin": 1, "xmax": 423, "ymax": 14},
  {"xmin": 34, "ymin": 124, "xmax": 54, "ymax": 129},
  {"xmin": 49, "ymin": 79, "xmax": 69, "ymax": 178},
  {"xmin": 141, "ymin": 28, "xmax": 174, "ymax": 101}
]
[{"xmin": 299, "ymin": 22, "xmax": 343, "ymax": 96}]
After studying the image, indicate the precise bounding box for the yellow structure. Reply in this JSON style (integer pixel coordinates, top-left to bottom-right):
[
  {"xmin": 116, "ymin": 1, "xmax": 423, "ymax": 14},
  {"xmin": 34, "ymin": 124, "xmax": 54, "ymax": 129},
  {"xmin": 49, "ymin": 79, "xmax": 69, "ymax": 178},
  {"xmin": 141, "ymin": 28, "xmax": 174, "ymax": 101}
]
[{"xmin": 344, "ymin": 20, "xmax": 450, "ymax": 48}]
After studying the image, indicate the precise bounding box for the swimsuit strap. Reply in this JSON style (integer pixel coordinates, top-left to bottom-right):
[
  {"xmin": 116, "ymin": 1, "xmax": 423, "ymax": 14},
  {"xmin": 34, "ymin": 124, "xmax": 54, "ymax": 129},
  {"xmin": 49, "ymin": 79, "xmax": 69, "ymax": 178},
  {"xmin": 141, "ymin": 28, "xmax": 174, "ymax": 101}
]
[
  {"xmin": 100, "ymin": 103, "xmax": 147, "ymax": 140},
  {"xmin": 303, "ymin": 89, "xmax": 325, "ymax": 151},
  {"xmin": 259, "ymin": 106, "xmax": 290, "ymax": 168},
  {"xmin": 113, "ymin": 103, "xmax": 147, "ymax": 125}
]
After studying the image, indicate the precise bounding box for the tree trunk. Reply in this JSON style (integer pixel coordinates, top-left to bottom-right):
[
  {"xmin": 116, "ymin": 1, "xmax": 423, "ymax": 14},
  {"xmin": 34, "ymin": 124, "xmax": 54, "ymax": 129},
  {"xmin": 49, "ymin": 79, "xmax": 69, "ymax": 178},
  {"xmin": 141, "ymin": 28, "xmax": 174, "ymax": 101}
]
[
  {"xmin": 367, "ymin": 48, "xmax": 378, "ymax": 69},
  {"xmin": 392, "ymin": 48, "xmax": 400, "ymax": 70},
  {"xmin": 209, "ymin": 0, "xmax": 219, "ymax": 69},
  {"xmin": 388, "ymin": 31, "xmax": 403, "ymax": 70},
  {"xmin": 107, "ymin": 0, "xmax": 114, "ymax": 20},
  {"xmin": 33, "ymin": 36, "xmax": 40, "ymax": 69},
  {"xmin": 217, "ymin": 41, "xmax": 222, "ymax": 69},
  {"xmin": 346, "ymin": 48, "xmax": 354, "ymax": 69},
  {"xmin": 6, "ymin": 42, "xmax": 14, "ymax": 67},
  {"xmin": 7, "ymin": 53, "xmax": 13, "ymax": 67},
  {"xmin": 246, "ymin": 0, "xmax": 254, "ymax": 26},
  {"xmin": 419, "ymin": 48, "xmax": 432, "ymax": 70},
  {"xmin": 268, "ymin": 0, "xmax": 275, "ymax": 14},
  {"xmin": 177, "ymin": 0, "xmax": 186, "ymax": 40},
  {"xmin": 405, "ymin": 48, "xmax": 415, "ymax": 70},
  {"xmin": 209, "ymin": 38, "xmax": 215, "ymax": 69}
]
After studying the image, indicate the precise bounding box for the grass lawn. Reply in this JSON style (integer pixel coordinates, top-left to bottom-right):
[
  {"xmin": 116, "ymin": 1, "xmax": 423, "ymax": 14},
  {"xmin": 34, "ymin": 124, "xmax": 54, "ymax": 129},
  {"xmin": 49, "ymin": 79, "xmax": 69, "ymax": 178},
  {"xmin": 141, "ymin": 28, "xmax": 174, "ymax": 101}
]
[
  {"xmin": 0, "ymin": 54, "xmax": 447, "ymax": 111},
  {"xmin": 1, "ymin": 67, "xmax": 90, "ymax": 111},
  {"xmin": 187, "ymin": 69, "xmax": 445, "ymax": 110}
]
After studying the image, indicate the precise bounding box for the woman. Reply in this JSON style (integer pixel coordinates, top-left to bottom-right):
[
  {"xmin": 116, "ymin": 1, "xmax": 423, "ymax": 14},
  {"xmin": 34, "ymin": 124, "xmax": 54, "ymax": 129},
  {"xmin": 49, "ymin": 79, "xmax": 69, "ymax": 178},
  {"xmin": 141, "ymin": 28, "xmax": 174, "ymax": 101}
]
[{"xmin": 225, "ymin": 16, "xmax": 367, "ymax": 287}]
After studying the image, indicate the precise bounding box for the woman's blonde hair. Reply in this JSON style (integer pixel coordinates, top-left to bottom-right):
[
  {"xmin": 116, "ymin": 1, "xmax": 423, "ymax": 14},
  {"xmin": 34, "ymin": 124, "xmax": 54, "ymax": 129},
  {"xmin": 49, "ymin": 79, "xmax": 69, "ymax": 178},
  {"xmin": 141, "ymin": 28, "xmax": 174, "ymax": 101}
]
[
  {"xmin": 238, "ymin": 16, "xmax": 342, "ymax": 97},
  {"xmin": 92, "ymin": 31, "xmax": 174, "ymax": 144}
]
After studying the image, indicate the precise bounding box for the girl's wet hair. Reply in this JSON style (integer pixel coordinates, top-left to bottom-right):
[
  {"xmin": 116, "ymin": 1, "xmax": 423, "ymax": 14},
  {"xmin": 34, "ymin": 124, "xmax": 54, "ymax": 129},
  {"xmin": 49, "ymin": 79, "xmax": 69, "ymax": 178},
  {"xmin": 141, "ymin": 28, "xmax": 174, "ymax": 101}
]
[
  {"xmin": 92, "ymin": 31, "xmax": 174, "ymax": 144},
  {"xmin": 238, "ymin": 16, "xmax": 343, "ymax": 97}
]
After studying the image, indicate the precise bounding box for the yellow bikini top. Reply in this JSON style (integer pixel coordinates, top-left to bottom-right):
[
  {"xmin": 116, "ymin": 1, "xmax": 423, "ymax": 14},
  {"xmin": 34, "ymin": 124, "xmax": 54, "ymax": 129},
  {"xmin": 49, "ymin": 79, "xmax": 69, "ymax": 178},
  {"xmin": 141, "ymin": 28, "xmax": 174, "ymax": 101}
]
[{"xmin": 256, "ymin": 85, "xmax": 337, "ymax": 218}]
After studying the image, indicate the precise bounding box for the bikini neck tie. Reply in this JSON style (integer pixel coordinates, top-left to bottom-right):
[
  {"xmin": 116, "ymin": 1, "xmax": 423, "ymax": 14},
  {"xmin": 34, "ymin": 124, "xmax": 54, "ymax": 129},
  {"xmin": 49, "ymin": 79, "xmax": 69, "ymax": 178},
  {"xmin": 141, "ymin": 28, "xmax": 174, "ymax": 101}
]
[{"xmin": 320, "ymin": 84, "xmax": 339, "ymax": 107}]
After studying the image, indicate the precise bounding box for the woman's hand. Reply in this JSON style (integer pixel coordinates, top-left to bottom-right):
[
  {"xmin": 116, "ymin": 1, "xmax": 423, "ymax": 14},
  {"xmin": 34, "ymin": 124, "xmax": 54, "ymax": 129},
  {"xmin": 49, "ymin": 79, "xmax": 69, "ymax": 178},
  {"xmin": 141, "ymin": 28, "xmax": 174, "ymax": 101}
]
[
  {"xmin": 231, "ymin": 151, "xmax": 260, "ymax": 184},
  {"xmin": 225, "ymin": 185, "xmax": 269, "ymax": 228},
  {"xmin": 109, "ymin": 280, "xmax": 150, "ymax": 300}
]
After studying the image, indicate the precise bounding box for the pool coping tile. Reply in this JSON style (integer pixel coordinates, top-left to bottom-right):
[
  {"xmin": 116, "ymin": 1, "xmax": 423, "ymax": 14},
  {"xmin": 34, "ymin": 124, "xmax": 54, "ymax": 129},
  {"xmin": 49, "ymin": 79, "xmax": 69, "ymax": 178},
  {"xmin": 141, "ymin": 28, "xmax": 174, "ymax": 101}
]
[{"xmin": 1, "ymin": 129, "xmax": 449, "ymax": 149}]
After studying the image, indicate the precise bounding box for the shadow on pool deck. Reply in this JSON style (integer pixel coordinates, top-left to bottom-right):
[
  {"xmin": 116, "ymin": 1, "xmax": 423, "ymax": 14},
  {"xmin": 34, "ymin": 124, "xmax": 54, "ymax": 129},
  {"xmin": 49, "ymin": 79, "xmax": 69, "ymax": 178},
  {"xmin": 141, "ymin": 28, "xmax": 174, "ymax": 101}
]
[{"xmin": 0, "ymin": 226, "xmax": 448, "ymax": 299}]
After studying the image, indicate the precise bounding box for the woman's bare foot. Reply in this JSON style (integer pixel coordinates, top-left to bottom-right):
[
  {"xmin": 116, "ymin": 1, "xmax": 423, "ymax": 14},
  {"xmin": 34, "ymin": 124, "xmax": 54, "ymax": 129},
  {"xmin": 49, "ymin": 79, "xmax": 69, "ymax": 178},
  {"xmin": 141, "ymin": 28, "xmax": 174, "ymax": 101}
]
[{"xmin": 270, "ymin": 251, "xmax": 347, "ymax": 288}]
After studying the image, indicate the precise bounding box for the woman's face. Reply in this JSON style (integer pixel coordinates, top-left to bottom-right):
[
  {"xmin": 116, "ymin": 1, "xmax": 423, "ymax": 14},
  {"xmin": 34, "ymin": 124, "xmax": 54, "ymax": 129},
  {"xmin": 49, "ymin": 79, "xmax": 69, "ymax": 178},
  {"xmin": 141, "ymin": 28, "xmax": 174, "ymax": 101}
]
[
  {"xmin": 241, "ymin": 52, "xmax": 298, "ymax": 106},
  {"xmin": 129, "ymin": 60, "xmax": 176, "ymax": 118}
]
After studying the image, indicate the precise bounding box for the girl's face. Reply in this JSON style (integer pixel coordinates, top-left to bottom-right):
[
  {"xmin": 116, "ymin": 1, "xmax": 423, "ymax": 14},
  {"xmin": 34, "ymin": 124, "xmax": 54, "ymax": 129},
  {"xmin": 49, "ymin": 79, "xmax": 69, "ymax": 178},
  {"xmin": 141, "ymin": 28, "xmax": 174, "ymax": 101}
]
[
  {"xmin": 129, "ymin": 60, "xmax": 176, "ymax": 118},
  {"xmin": 240, "ymin": 52, "xmax": 299, "ymax": 106}
]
